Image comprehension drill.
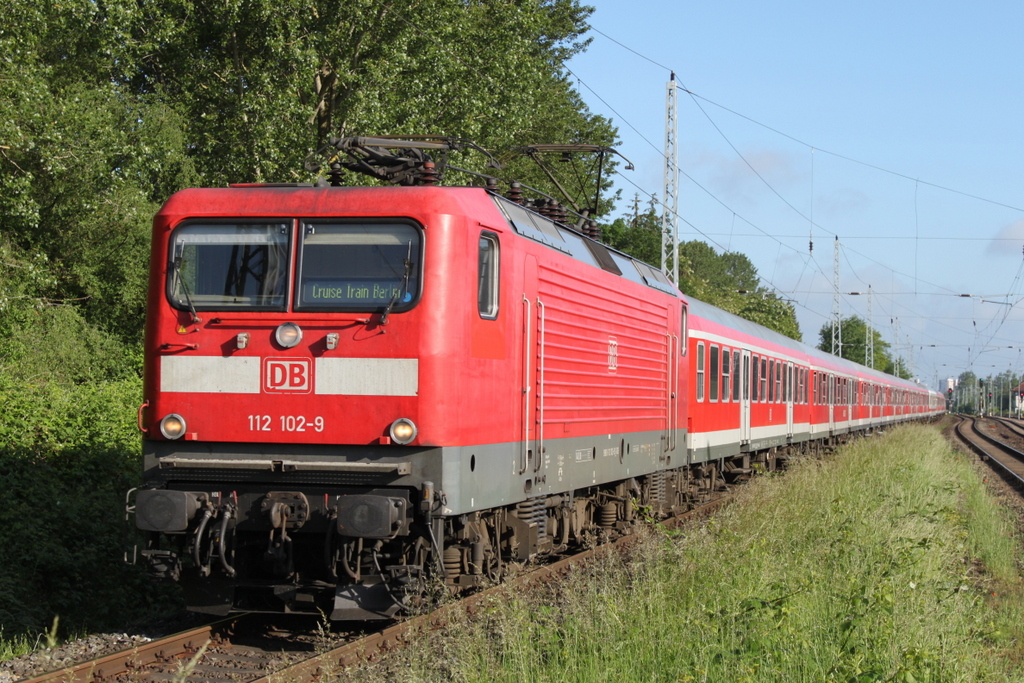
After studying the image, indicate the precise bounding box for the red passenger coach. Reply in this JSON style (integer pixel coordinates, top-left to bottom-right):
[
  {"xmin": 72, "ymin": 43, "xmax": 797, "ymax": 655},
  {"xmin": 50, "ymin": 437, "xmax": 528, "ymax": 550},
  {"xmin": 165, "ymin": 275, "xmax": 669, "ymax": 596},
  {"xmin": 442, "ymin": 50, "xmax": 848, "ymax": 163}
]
[
  {"xmin": 128, "ymin": 138, "xmax": 944, "ymax": 621},
  {"xmin": 684, "ymin": 297, "xmax": 943, "ymax": 468}
]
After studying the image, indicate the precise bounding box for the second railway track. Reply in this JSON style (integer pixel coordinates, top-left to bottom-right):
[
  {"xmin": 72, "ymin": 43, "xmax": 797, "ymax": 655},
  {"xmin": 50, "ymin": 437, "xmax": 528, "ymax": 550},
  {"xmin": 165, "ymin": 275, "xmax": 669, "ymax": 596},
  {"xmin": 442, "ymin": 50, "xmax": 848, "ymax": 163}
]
[{"xmin": 953, "ymin": 415, "xmax": 1024, "ymax": 487}]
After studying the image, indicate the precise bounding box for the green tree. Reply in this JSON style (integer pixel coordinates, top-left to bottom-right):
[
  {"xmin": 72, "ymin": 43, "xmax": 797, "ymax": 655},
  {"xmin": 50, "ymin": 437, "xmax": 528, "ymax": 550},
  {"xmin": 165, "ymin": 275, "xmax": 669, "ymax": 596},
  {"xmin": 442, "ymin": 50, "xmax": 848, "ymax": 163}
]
[
  {"xmin": 954, "ymin": 370, "xmax": 978, "ymax": 414},
  {"xmin": 678, "ymin": 240, "xmax": 758, "ymax": 293},
  {"xmin": 0, "ymin": 0, "xmax": 625, "ymax": 637},
  {"xmin": 978, "ymin": 369, "xmax": 1020, "ymax": 416},
  {"xmin": 677, "ymin": 239, "xmax": 800, "ymax": 341},
  {"xmin": 816, "ymin": 316, "xmax": 910, "ymax": 379},
  {"xmin": 1, "ymin": 0, "xmax": 198, "ymax": 356},
  {"xmin": 603, "ymin": 205, "xmax": 801, "ymax": 340},
  {"xmin": 602, "ymin": 196, "xmax": 664, "ymax": 265},
  {"xmin": 117, "ymin": 0, "xmax": 615, "ymax": 194}
]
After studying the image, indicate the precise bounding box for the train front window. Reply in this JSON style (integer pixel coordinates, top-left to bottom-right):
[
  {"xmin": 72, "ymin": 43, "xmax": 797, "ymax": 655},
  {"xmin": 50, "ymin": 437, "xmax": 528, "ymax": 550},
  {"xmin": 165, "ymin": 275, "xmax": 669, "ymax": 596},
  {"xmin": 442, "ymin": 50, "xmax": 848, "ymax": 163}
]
[
  {"xmin": 296, "ymin": 222, "xmax": 421, "ymax": 311},
  {"xmin": 168, "ymin": 223, "xmax": 290, "ymax": 310}
]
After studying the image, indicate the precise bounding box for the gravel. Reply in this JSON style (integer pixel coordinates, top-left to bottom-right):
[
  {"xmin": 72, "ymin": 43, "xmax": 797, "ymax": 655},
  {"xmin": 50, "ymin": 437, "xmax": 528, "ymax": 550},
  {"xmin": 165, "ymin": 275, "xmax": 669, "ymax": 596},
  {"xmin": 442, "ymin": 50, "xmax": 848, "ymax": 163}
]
[
  {"xmin": 0, "ymin": 633, "xmax": 151, "ymax": 683},
  {"xmin": 0, "ymin": 612, "xmax": 209, "ymax": 683}
]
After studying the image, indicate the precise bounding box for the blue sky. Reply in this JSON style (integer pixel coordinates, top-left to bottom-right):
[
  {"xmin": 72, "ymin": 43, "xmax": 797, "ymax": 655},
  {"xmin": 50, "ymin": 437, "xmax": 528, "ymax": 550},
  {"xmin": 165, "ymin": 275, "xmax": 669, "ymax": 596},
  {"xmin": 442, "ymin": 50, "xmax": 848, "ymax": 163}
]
[{"xmin": 568, "ymin": 0, "xmax": 1024, "ymax": 390}]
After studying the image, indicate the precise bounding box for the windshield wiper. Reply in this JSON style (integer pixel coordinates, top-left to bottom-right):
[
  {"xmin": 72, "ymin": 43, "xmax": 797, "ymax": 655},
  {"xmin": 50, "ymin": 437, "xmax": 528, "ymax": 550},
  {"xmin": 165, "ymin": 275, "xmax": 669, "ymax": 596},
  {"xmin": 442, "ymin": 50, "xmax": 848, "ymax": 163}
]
[
  {"xmin": 379, "ymin": 242, "xmax": 413, "ymax": 326},
  {"xmin": 172, "ymin": 256, "xmax": 202, "ymax": 325}
]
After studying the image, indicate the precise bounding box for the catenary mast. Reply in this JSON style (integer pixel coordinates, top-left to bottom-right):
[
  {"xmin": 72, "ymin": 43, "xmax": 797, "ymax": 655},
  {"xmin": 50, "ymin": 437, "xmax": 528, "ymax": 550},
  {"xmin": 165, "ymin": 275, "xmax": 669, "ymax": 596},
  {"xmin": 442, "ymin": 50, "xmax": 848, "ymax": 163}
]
[{"xmin": 662, "ymin": 73, "xmax": 679, "ymax": 284}]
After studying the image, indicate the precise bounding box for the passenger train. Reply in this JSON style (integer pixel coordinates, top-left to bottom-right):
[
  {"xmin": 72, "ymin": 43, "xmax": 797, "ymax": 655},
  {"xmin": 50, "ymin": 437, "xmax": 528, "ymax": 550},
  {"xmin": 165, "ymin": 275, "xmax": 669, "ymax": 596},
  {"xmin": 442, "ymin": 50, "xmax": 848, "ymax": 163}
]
[{"xmin": 128, "ymin": 139, "xmax": 945, "ymax": 620}]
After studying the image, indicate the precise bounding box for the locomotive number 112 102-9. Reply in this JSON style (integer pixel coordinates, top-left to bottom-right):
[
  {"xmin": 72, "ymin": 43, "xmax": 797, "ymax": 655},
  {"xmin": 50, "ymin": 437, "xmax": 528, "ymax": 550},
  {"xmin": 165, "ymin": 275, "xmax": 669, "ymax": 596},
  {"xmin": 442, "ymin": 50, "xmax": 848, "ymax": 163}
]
[{"xmin": 247, "ymin": 415, "xmax": 326, "ymax": 432}]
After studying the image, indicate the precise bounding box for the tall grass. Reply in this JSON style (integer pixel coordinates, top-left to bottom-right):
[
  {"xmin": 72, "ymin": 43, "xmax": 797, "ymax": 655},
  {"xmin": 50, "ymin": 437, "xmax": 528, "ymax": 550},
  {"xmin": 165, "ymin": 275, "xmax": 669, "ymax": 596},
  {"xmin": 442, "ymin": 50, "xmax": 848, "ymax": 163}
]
[{"xmin": 344, "ymin": 425, "xmax": 1024, "ymax": 682}]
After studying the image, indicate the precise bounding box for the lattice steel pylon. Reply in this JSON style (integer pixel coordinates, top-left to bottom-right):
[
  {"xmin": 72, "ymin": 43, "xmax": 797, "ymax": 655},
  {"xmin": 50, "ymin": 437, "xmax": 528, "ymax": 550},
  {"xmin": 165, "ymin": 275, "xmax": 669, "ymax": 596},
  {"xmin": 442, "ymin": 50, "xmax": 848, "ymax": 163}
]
[
  {"xmin": 831, "ymin": 236, "xmax": 842, "ymax": 356},
  {"xmin": 893, "ymin": 316, "xmax": 901, "ymax": 376},
  {"xmin": 866, "ymin": 285, "xmax": 874, "ymax": 369},
  {"xmin": 661, "ymin": 73, "xmax": 679, "ymax": 284},
  {"xmin": 907, "ymin": 334, "xmax": 914, "ymax": 379}
]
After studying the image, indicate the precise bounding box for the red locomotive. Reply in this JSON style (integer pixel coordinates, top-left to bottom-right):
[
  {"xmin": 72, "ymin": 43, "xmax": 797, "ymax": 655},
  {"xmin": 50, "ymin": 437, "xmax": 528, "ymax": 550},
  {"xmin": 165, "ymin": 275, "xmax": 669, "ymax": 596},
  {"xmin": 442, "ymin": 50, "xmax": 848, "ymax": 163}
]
[{"xmin": 128, "ymin": 138, "xmax": 944, "ymax": 619}]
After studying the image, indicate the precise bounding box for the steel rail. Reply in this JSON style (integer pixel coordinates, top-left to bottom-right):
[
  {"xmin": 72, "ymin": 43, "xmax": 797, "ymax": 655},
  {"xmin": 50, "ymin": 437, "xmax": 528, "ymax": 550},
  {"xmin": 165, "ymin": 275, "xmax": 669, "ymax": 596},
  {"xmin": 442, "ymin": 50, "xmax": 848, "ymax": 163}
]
[
  {"xmin": 17, "ymin": 618, "xmax": 234, "ymax": 683},
  {"xmin": 954, "ymin": 416, "xmax": 1024, "ymax": 487},
  {"xmin": 988, "ymin": 415, "xmax": 1024, "ymax": 441}
]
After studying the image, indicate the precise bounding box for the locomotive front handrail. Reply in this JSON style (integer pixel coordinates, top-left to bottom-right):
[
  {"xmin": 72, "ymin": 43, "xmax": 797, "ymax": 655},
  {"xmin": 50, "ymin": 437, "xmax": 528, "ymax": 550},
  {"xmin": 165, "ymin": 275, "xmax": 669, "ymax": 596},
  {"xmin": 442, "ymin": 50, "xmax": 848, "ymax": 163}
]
[{"xmin": 157, "ymin": 458, "xmax": 411, "ymax": 475}]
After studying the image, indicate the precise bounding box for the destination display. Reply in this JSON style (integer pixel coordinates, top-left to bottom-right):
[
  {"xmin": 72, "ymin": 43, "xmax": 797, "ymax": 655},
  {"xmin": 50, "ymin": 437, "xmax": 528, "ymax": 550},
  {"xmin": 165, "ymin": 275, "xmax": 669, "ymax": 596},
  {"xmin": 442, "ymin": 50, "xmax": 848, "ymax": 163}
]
[{"xmin": 301, "ymin": 279, "xmax": 410, "ymax": 306}]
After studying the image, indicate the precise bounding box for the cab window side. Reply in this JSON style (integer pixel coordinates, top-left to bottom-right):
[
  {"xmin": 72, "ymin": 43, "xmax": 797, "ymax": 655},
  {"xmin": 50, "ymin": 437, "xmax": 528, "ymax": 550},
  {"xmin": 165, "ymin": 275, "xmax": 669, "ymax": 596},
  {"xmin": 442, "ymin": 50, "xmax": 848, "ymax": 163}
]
[{"xmin": 477, "ymin": 232, "xmax": 500, "ymax": 319}]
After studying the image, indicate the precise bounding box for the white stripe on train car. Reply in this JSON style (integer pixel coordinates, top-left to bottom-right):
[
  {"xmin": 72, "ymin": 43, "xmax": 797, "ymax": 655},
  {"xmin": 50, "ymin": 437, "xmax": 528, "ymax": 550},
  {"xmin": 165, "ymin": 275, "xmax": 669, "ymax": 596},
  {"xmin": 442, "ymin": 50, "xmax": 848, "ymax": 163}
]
[
  {"xmin": 160, "ymin": 356, "xmax": 261, "ymax": 393},
  {"xmin": 314, "ymin": 358, "xmax": 418, "ymax": 396}
]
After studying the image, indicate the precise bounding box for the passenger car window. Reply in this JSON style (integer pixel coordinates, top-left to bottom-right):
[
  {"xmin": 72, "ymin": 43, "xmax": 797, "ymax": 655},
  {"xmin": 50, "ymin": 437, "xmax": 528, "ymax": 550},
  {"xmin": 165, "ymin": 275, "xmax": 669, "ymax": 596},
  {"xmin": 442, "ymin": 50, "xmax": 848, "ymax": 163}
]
[
  {"xmin": 710, "ymin": 345, "xmax": 720, "ymax": 402},
  {"xmin": 760, "ymin": 357, "xmax": 768, "ymax": 402},
  {"xmin": 732, "ymin": 350, "xmax": 741, "ymax": 402},
  {"xmin": 697, "ymin": 342, "xmax": 706, "ymax": 402},
  {"xmin": 721, "ymin": 347, "xmax": 731, "ymax": 403},
  {"xmin": 752, "ymin": 355, "xmax": 760, "ymax": 402}
]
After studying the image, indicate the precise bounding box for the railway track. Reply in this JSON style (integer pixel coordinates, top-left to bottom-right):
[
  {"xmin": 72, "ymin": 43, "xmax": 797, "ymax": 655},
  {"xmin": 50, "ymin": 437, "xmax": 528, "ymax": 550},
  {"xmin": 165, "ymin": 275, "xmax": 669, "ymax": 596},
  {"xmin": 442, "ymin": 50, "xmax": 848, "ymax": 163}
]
[
  {"xmin": 18, "ymin": 495, "xmax": 731, "ymax": 683},
  {"xmin": 952, "ymin": 415, "xmax": 1024, "ymax": 488},
  {"xmin": 987, "ymin": 414, "xmax": 1024, "ymax": 440}
]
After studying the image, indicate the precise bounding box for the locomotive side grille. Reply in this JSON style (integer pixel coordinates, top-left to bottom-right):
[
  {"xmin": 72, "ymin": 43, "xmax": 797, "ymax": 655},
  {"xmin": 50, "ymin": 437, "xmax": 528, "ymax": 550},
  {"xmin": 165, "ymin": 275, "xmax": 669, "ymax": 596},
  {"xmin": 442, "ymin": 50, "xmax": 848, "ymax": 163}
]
[{"xmin": 537, "ymin": 263, "xmax": 670, "ymax": 425}]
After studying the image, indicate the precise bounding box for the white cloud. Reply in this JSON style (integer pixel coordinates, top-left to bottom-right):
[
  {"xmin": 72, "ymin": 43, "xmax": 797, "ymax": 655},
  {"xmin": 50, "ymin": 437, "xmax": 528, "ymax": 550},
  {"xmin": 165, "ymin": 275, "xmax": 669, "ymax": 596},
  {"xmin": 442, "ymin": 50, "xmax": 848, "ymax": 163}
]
[
  {"xmin": 986, "ymin": 219, "xmax": 1024, "ymax": 256},
  {"xmin": 689, "ymin": 148, "xmax": 805, "ymax": 206},
  {"xmin": 817, "ymin": 188, "xmax": 870, "ymax": 218}
]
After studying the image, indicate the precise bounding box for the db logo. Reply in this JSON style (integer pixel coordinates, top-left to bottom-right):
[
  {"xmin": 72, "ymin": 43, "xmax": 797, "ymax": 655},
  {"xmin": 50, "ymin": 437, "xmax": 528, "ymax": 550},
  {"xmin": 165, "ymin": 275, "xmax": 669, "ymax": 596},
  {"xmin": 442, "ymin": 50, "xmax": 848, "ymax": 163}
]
[{"xmin": 264, "ymin": 358, "xmax": 312, "ymax": 393}]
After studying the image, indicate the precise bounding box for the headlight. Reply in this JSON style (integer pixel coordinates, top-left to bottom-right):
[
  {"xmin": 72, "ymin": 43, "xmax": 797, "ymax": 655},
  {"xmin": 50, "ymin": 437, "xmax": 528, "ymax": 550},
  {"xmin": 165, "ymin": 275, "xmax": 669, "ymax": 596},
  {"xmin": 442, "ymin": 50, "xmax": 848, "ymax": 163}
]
[
  {"xmin": 389, "ymin": 418, "xmax": 417, "ymax": 445},
  {"xmin": 275, "ymin": 322, "xmax": 303, "ymax": 348},
  {"xmin": 160, "ymin": 413, "xmax": 187, "ymax": 440}
]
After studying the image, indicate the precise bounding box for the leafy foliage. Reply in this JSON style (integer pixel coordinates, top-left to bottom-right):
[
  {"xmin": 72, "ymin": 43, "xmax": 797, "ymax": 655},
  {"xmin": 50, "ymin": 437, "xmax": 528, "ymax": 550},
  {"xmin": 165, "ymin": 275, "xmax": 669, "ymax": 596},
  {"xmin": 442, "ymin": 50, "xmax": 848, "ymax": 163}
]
[
  {"xmin": 0, "ymin": 376, "xmax": 179, "ymax": 633},
  {"xmin": 0, "ymin": 0, "xmax": 621, "ymax": 640},
  {"xmin": 602, "ymin": 198, "xmax": 664, "ymax": 265},
  {"xmin": 604, "ymin": 201, "xmax": 802, "ymax": 340},
  {"xmin": 816, "ymin": 316, "xmax": 910, "ymax": 379},
  {"xmin": 114, "ymin": 0, "xmax": 615, "ymax": 194}
]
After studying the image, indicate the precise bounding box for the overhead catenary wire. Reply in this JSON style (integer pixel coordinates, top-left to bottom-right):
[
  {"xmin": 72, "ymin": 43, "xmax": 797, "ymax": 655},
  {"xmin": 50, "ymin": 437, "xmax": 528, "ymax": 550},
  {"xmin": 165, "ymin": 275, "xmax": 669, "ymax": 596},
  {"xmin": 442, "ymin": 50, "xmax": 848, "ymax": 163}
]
[
  {"xmin": 581, "ymin": 23, "xmax": 1024, "ymax": 376},
  {"xmin": 372, "ymin": 7, "xmax": 1021, "ymax": 377}
]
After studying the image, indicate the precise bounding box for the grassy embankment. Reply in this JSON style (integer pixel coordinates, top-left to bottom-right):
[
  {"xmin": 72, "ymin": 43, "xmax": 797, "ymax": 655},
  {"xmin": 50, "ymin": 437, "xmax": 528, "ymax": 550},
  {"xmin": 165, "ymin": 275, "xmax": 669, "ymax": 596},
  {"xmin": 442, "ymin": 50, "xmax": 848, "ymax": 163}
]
[{"xmin": 346, "ymin": 423, "xmax": 1024, "ymax": 682}]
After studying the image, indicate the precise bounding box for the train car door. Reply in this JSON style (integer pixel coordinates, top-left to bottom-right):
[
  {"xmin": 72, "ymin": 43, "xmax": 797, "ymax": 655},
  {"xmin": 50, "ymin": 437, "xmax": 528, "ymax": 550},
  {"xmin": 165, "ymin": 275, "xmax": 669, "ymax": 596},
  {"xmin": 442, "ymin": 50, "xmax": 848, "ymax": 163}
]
[
  {"xmin": 785, "ymin": 362, "xmax": 794, "ymax": 440},
  {"xmin": 828, "ymin": 374, "xmax": 835, "ymax": 434},
  {"xmin": 740, "ymin": 349, "xmax": 751, "ymax": 444}
]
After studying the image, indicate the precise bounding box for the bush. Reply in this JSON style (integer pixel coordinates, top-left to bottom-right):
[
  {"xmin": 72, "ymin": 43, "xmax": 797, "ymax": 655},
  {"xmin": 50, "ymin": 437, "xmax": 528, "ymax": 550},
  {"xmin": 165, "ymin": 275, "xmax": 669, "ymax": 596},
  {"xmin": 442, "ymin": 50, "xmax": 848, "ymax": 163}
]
[{"xmin": 0, "ymin": 376, "xmax": 180, "ymax": 635}]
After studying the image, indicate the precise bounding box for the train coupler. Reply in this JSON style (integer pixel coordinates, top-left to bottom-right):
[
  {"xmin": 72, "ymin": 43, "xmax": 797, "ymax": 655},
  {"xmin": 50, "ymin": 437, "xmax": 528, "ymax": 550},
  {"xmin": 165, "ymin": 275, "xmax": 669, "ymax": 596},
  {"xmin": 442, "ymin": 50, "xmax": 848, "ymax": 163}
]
[{"xmin": 141, "ymin": 549, "xmax": 181, "ymax": 581}]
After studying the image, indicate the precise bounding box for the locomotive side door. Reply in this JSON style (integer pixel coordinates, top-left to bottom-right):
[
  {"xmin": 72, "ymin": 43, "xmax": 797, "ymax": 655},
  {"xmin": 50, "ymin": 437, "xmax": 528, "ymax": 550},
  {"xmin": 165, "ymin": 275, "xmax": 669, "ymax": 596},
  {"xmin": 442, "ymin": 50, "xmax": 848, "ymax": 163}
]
[
  {"xmin": 740, "ymin": 349, "xmax": 751, "ymax": 445},
  {"xmin": 520, "ymin": 255, "xmax": 540, "ymax": 479}
]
